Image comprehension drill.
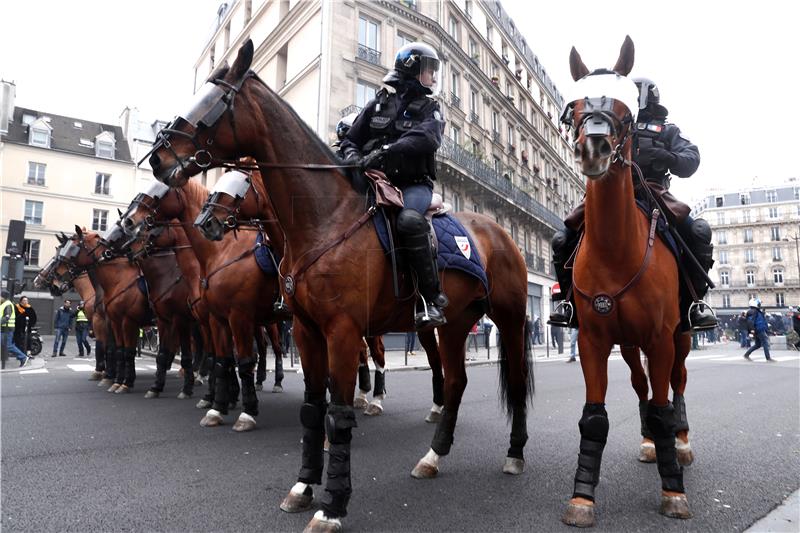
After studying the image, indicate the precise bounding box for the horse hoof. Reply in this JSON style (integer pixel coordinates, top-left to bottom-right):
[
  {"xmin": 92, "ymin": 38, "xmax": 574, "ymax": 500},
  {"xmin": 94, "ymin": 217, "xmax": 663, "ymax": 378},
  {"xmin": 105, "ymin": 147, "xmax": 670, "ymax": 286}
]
[
  {"xmin": 676, "ymin": 440, "xmax": 694, "ymax": 466},
  {"xmin": 196, "ymin": 399, "xmax": 212, "ymax": 409},
  {"xmin": 411, "ymin": 460, "xmax": 439, "ymax": 479},
  {"xmin": 364, "ymin": 402, "xmax": 383, "ymax": 416},
  {"xmin": 353, "ymin": 397, "xmax": 368, "ymax": 409},
  {"xmin": 98, "ymin": 378, "xmax": 113, "ymax": 387},
  {"xmin": 233, "ymin": 413, "xmax": 257, "ymax": 432},
  {"xmin": 639, "ymin": 441, "xmax": 656, "ymax": 463},
  {"xmin": 107, "ymin": 383, "xmax": 120, "ymax": 393},
  {"xmin": 562, "ymin": 501, "xmax": 596, "ymax": 528},
  {"xmin": 255, "ymin": 382, "xmax": 263, "ymax": 391},
  {"xmin": 660, "ymin": 493, "xmax": 692, "ymax": 519},
  {"xmin": 503, "ymin": 457, "xmax": 525, "ymax": 475},
  {"xmin": 272, "ymin": 384, "xmax": 283, "ymax": 393},
  {"xmin": 88, "ymin": 371, "xmax": 103, "ymax": 381},
  {"xmin": 424, "ymin": 410, "xmax": 442, "ymax": 424},
  {"xmin": 280, "ymin": 489, "xmax": 313, "ymax": 513},
  {"xmin": 303, "ymin": 512, "xmax": 342, "ymax": 533},
  {"xmin": 177, "ymin": 391, "xmax": 191, "ymax": 400},
  {"xmin": 144, "ymin": 390, "xmax": 159, "ymax": 399},
  {"xmin": 114, "ymin": 385, "xmax": 131, "ymax": 394},
  {"xmin": 200, "ymin": 409, "xmax": 224, "ymax": 427}
]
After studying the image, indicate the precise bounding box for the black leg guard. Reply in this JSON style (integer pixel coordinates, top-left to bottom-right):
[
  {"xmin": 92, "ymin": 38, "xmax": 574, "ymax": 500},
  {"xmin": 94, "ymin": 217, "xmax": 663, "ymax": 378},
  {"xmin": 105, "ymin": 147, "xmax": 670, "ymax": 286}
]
[
  {"xmin": 299, "ymin": 395, "xmax": 328, "ymax": 485},
  {"xmin": 228, "ymin": 364, "xmax": 240, "ymax": 408},
  {"xmin": 180, "ymin": 349, "xmax": 194, "ymax": 395},
  {"xmin": 274, "ymin": 353, "xmax": 284, "ymax": 386},
  {"xmin": 104, "ymin": 342, "xmax": 116, "ymax": 380},
  {"xmin": 373, "ymin": 369, "xmax": 386, "ymax": 397},
  {"xmin": 572, "ymin": 403, "xmax": 609, "ymax": 501},
  {"xmin": 639, "ymin": 399, "xmax": 654, "ymax": 439},
  {"xmin": 431, "ymin": 408, "xmax": 458, "ymax": 456},
  {"xmin": 357, "ymin": 364, "xmax": 371, "ymax": 393},
  {"xmin": 124, "ymin": 347, "xmax": 137, "ymax": 387},
  {"xmin": 212, "ymin": 357, "xmax": 232, "ymax": 414},
  {"xmin": 114, "ymin": 347, "xmax": 126, "ymax": 384},
  {"xmin": 150, "ymin": 349, "xmax": 173, "ymax": 393},
  {"xmin": 237, "ymin": 358, "xmax": 259, "ymax": 417},
  {"xmin": 202, "ymin": 355, "xmax": 215, "ymax": 402},
  {"xmin": 431, "ymin": 372, "xmax": 444, "ymax": 407},
  {"xmin": 199, "ymin": 352, "xmax": 212, "ymax": 378},
  {"xmin": 507, "ymin": 404, "xmax": 528, "ymax": 460},
  {"xmin": 95, "ymin": 340, "xmax": 106, "ymax": 372},
  {"xmin": 256, "ymin": 340, "xmax": 267, "ymax": 385},
  {"xmin": 321, "ymin": 404, "xmax": 358, "ymax": 519},
  {"xmin": 646, "ymin": 402, "xmax": 684, "ymax": 493},
  {"xmin": 673, "ymin": 393, "xmax": 689, "ymax": 433}
]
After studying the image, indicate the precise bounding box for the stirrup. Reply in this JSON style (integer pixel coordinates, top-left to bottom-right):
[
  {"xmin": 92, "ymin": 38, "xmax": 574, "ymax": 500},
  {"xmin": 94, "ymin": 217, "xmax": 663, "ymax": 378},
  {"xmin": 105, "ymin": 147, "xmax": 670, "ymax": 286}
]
[
  {"xmin": 688, "ymin": 300, "xmax": 717, "ymax": 331},
  {"xmin": 547, "ymin": 301, "xmax": 573, "ymax": 326},
  {"xmin": 415, "ymin": 294, "xmax": 446, "ymax": 329},
  {"xmin": 273, "ymin": 297, "xmax": 290, "ymax": 315}
]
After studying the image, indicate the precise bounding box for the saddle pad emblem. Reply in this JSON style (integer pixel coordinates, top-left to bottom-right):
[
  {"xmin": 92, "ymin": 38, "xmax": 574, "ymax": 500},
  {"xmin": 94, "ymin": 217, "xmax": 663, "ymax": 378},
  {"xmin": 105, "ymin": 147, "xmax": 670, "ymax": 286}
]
[
  {"xmin": 454, "ymin": 236, "xmax": 471, "ymax": 259},
  {"xmin": 592, "ymin": 294, "xmax": 614, "ymax": 315}
]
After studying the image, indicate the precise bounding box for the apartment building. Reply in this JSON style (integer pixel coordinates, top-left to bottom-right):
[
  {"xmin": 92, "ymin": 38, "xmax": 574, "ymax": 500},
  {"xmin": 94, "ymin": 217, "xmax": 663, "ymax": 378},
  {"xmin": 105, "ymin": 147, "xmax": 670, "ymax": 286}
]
[
  {"xmin": 691, "ymin": 180, "xmax": 800, "ymax": 317},
  {"xmin": 191, "ymin": 0, "xmax": 583, "ymax": 319}
]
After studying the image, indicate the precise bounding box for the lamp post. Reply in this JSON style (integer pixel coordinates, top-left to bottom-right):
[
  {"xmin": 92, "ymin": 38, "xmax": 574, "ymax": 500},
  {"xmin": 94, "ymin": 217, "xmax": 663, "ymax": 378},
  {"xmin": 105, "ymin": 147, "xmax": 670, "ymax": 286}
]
[{"xmin": 784, "ymin": 228, "xmax": 800, "ymax": 296}]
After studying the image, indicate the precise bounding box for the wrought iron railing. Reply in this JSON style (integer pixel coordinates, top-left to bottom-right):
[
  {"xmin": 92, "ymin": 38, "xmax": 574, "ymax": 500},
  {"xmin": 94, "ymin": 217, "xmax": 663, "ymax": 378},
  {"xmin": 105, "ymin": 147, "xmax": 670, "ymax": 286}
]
[
  {"xmin": 357, "ymin": 44, "xmax": 382, "ymax": 66},
  {"xmin": 340, "ymin": 104, "xmax": 362, "ymax": 117},
  {"xmin": 492, "ymin": 130, "xmax": 501, "ymax": 144},
  {"xmin": 524, "ymin": 252, "xmax": 549, "ymax": 274},
  {"xmin": 449, "ymin": 92, "xmax": 461, "ymax": 109},
  {"xmin": 469, "ymin": 111, "xmax": 480, "ymax": 125}
]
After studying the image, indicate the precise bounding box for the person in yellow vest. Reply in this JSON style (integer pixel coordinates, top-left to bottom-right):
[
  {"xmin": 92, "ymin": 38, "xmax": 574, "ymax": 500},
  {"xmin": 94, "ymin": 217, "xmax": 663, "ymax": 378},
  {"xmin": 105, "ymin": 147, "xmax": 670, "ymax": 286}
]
[
  {"xmin": 75, "ymin": 301, "xmax": 91, "ymax": 358},
  {"xmin": 1, "ymin": 290, "xmax": 29, "ymax": 367}
]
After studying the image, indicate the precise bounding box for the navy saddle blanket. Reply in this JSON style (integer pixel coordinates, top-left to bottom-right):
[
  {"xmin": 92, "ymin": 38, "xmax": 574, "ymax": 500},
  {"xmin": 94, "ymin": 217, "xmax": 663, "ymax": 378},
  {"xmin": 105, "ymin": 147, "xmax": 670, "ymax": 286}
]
[
  {"xmin": 254, "ymin": 233, "xmax": 279, "ymax": 276},
  {"xmin": 373, "ymin": 211, "xmax": 489, "ymax": 293},
  {"xmin": 634, "ymin": 198, "xmax": 679, "ymax": 260},
  {"xmin": 137, "ymin": 276, "xmax": 148, "ymax": 297}
]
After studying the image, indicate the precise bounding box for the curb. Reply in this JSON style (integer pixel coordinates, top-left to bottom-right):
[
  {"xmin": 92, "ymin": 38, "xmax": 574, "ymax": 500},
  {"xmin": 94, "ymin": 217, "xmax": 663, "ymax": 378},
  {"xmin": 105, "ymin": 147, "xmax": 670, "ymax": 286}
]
[{"xmin": 0, "ymin": 355, "xmax": 47, "ymax": 373}]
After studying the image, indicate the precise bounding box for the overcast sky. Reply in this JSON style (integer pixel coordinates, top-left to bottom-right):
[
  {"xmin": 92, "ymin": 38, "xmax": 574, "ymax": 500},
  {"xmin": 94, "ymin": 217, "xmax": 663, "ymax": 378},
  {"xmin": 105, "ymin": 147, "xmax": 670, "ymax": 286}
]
[{"xmin": 3, "ymin": 1, "xmax": 798, "ymax": 205}]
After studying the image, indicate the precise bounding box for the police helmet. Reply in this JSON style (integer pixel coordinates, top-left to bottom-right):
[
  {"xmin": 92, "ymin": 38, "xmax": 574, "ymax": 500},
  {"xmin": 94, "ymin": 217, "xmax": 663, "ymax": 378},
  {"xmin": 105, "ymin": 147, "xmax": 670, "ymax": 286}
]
[
  {"xmin": 632, "ymin": 77, "xmax": 660, "ymax": 110},
  {"xmin": 336, "ymin": 113, "xmax": 358, "ymax": 141},
  {"xmin": 748, "ymin": 298, "xmax": 761, "ymax": 308},
  {"xmin": 383, "ymin": 42, "xmax": 441, "ymax": 95}
]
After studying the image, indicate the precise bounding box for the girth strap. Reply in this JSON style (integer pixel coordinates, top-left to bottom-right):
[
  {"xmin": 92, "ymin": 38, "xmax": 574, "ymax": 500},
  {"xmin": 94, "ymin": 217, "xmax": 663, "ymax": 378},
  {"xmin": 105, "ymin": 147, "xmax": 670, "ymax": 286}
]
[
  {"xmin": 200, "ymin": 244, "xmax": 257, "ymax": 289},
  {"xmin": 105, "ymin": 275, "xmax": 145, "ymax": 308}
]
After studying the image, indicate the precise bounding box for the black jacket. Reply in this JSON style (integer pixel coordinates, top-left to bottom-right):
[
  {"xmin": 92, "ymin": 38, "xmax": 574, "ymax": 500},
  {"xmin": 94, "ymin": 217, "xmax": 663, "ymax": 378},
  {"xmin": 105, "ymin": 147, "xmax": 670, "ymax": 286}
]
[{"xmin": 635, "ymin": 117, "xmax": 700, "ymax": 185}]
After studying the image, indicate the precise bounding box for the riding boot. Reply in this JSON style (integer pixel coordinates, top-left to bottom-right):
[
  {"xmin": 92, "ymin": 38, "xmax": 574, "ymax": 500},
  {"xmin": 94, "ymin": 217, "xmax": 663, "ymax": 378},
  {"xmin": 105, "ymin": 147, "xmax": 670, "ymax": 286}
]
[
  {"xmin": 685, "ymin": 219, "xmax": 717, "ymax": 331},
  {"xmin": 548, "ymin": 228, "xmax": 579, "ymax": 329},
  {"xmin": 397, "ymin": 210, "xmax": 448, "ymax": 330}
]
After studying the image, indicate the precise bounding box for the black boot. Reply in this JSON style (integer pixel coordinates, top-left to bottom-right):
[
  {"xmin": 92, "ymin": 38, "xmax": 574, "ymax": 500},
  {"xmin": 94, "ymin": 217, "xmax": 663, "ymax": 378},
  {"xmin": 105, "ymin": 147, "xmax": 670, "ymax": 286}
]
[
  {"xmin": 685, "ymin": 218, "xmax": 717, "ymax": 331},
  {"xmin": 548, "ymin": 228, "xmax": 579, "ymax": 328},
  {"xmin": 397, "ymin": 210, "xmax": 448, "ymax": 330}
]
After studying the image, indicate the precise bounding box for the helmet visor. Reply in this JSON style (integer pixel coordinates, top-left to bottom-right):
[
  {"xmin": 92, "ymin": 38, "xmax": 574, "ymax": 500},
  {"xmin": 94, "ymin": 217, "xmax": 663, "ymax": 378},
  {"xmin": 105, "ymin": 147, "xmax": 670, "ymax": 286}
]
[{"xmin": 418, "ymin": 56, "xmax": 441, "ymax": 96}]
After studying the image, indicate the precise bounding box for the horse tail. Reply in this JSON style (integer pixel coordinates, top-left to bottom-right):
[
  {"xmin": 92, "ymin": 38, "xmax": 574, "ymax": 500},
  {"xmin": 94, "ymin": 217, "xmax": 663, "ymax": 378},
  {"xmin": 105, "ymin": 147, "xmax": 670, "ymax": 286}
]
[{"xmin": 497, "ymin": 326, "xmax": 535, "ymax": 418}]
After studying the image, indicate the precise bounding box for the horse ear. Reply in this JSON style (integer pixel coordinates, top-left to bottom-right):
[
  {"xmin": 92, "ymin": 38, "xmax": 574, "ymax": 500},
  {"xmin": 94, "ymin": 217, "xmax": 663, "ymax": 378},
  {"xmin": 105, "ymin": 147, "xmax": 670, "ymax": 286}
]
[
  {"xmin": 117, "ymin": 208, "xmax": 124, "ymax": 218},
  {"xmin": 230, "ymin": 39, "xmax": 254, "ymax": 80},
  {"xmin": 569, "ymin": 47, "xmax": 590, "ymax": 81},
  {"xmin": 612, "ymin": 35, "xmax": 635, "ymax": 76},
  {"xmin": 74, "ymin": 225, "xmax": 83, "ymax": 238}
]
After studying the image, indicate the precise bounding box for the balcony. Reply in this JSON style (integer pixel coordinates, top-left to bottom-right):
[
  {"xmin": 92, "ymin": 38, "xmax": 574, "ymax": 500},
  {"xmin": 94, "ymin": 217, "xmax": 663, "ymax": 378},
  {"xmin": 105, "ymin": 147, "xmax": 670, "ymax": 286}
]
[
  {"xmin": 492, "ymin": 130, "xmax": 501, "ymax": 144},
  {"xmin": 396, "ymin": 0, "xmax": 417, "ymax": 10},
  {"xmin": 340, "ymin": 104, "xmax": 362, "ymax": 117},
  {"xmin": 712, "ymin": 278, "xmax": 800, "ymax": 290},
  {"xmin": 469, "ymin": 111, "xmax": 480, "ymax": 124},
  {"xmin": 437, "ymin": 136, "xmax": 564, "ymax": 230},
  {"xmin": 524, "ymin": 252, "xmax": 549, "ymax": 275},
  {"xmin": 356, "ymin": 44, "xmax": 381, "ymax": 66},
  {"xmin": 449, "ymin": 92, "xmax": 461, "ymax": 110}
]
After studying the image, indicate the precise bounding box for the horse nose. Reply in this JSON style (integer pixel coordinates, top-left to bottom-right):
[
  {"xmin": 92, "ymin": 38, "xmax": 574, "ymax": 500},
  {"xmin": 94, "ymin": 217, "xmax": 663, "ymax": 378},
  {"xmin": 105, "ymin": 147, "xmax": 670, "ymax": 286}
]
[
  {"xmin": 122, "ymin": 217, "xmax": 135, "ymax": 233},
  {"xmin": 149, "ymin": 152, "xmax": 161, "ymax": 170}
]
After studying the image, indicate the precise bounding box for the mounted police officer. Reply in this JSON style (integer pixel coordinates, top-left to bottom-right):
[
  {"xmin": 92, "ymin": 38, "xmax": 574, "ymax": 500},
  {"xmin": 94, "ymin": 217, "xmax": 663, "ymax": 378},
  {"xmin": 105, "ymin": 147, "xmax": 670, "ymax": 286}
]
[
  {"xmin": 340, "ymin": 42, "xmax": 448, "ymax": 329},
  {"xmin": 549, "ymin": 77, "xmax": 717, "ymax": 331},
  {"xmin": 332, "ymin": 112, "xmax": 358, "ymax": 158}
]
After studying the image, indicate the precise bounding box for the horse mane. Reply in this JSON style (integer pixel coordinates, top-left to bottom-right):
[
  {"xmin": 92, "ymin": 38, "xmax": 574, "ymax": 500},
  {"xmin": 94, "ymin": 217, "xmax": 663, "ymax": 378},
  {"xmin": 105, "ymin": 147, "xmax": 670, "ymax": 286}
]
[{"xmin": 182, "ymin": 179, "xmax": 209, "ymax": 208}]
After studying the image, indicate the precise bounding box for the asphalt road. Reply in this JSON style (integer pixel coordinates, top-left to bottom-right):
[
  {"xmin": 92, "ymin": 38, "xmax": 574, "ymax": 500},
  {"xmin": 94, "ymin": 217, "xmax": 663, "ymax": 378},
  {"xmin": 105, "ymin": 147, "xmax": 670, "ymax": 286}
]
[{"xmin": 2, "ymin": 343, "xmax": 798, "ymax": 532}]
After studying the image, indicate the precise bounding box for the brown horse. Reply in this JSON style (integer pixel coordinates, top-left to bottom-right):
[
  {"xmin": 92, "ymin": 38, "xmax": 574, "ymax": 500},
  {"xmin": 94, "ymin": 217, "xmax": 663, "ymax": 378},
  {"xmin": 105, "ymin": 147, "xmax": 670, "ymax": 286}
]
[
  {"xmin": 557, "ymin": 37, "xmax": 692, "ymax": 527},
  {"xmin": 145, "ymin": 39, "xmax": 532, "ymax": 532},
  {"xmin": 121, "ymin": 179, "xmax": 286, "ymax": 432}
]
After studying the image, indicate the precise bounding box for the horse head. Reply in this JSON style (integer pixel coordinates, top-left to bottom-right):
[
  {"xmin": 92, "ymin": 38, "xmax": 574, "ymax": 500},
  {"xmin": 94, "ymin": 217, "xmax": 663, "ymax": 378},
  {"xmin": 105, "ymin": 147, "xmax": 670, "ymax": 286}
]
[
  {"xmin": 562, "ymin": 36, "xmax": 638, "ymax": 178},
  {"xmin": 121, "ymin": 180, "xmax": 183, "ymax": 243},
  {"xmin": 145, "ymin": 40, "xmax": 257, "ymax": 186},
  {"xmin": 195, "ymin": 168, "xmax": 260, "ymax": 241}
]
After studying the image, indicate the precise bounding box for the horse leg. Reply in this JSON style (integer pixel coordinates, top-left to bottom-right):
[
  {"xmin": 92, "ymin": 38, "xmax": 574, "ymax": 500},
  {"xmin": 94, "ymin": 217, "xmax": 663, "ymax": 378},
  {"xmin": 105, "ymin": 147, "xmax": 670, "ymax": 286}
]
[
  {"xmin": 280, "ymin": 318, "xmax": 328, "ymax": 515},
  {"xmin": 177, "ymin": 323, "xmax": 195, "ymax": 399},
  {"xmin": 354, "ymin": 339, "xmax": 370, "ymax": 409},
  {"xmin": 672, "ymin": 331, "xmax": 693, "ymax": 466},
  {"xmin": 619, "ymin": 345, "xmax": 654, "ymax": 462},
  {"xmin": 107, "ymin": 324, "xmax": 125, "ymax": 392},
  {"xmin": 364, "ymin": 336, "xmax": 386, "ymax": 416},
  {"xmin": 412, "ymin": 319, "xmax": 473, "ymax": 479},
  {"xmin": 200, "ymin": 316, "xmax": 231, "ymax": 427},
  {"xmin": 266, "ymin": 323, "xmax": 285, "ymax": 393},
  {"xmin": 562, "ymin": 335, "xmax": 613, "ymax": 528},
  {"xmin": 98, "ymin": 326, "xmax": 116, "ymax": 387},
  {"xmin": 645, "ymin": 333, "xmax": 691, "ymax": 519},
  {"xmin": 418, "ymin": 330, "xmax": 443, "ymax": 423},
  {"xmin": 145, "ymin": 320, "xmax": 175, "ymax": 399},
  {"xmin": 255, "ymin": 326, "xmax": 267, "ymax": 391},
  {"xmin": 116, "ymin": 324, "xmax": 139, "ymax": 394},
  {"xmin": 230, "ymin": 315, "xmax": 259, "ymax": 432}
]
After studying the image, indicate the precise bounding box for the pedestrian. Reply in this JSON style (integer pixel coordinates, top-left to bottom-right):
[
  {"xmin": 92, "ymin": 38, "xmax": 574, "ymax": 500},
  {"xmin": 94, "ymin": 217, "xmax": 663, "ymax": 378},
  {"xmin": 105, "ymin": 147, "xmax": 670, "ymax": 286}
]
[
  {"xmin": 551, "ymin": 324, "xmax": 564, "ymax": 354},
  {"xmin": 791, "ymin": 306, "xmax": 800, "ymax": 349},
  {"xmin": 737, "ymin": 311, "xmax": 750, "ymax": 348},
  {"xmin": 13, "ymin": 295, "xmax": 36, "ymax": 355},
  {"xmin": 52, "ymin": 299, "xmax": 74, "ymax": 357},
  {"xmin": 280, "ymin": 320, "xmax": 292, "ymax": 357},
  {"xmin": 466, "ymin": 322, "xmax": 479, "ymax": 353},
  {"xmin": 532, "ymin": 315, "xmax": 543, "ymax": 345},
  {"xmin": 743, "ymin": 298, "xmax": 775, "ymax": 362},
  {"xmin": 567, "ymin": 328, "xmax": 579, "ymax": 363},
  {"xmin": 405, "ymin": 331, "xmax": 418, "ymax": 356},
  {"xmin": 75, "ymin": 301, "xmax": 91, "ymax": 357},
  {"xmin": 1, "ymin": 290, "xmax": 29, "ymax": 367},
  {"xmin": 482, "ymin": 317, "xmax": 493, "ymax": 349}
]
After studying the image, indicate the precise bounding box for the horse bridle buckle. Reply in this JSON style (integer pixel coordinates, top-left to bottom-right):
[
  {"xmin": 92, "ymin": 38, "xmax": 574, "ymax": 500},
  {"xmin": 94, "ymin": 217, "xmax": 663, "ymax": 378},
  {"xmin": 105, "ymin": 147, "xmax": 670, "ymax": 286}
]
[{"xmin": 193, "ymin": 150, "xmax": 213, "ymax": 168}]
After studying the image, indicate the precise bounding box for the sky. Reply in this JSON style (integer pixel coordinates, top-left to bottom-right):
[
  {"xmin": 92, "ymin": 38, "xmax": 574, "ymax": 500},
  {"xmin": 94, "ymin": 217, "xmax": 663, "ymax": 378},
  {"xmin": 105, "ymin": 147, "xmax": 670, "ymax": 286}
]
[{"xmin": 3, "ymin": 1, "xmax": 798, "ymax": 206}]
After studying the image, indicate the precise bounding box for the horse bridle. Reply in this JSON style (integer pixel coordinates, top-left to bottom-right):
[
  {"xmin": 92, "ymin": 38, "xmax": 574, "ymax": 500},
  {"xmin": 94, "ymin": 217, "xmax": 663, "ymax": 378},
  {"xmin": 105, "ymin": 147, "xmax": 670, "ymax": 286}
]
[
  {"xmin": 562, "ymin": 95, "xmax": 634, "ymax": 166},
  {"xmin": 203, "ymin": 171, "xmax": 269, "ymax": 230}
]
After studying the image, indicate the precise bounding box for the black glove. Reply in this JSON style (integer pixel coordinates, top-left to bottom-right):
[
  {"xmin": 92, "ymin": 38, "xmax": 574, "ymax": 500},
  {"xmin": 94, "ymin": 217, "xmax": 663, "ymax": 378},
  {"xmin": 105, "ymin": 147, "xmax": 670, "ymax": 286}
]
[
  {"xmin": 342, "ymin": 147, "xmax": 361, "ymax": 166},
  {"xmin": 360, "ymin": 147, "xmax": 387, "ymax": 170},
  {"xmin": 638, "ymin": 146, "xmax": 676, "ymax": 169}
]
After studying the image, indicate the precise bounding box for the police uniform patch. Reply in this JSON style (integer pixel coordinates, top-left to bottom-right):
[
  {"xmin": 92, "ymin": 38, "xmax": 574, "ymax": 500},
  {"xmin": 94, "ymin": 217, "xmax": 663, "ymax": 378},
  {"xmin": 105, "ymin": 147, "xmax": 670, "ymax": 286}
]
[{"xmin": 433, "ymin": 110, "xmax": 442, "ymax": 121}]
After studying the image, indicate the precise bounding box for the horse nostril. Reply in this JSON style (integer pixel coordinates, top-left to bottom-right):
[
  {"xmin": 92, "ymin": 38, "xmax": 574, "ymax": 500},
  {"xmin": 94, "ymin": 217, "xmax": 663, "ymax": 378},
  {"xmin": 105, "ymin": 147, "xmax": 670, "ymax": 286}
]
[
  {"xmin": 597, "ymin": 140, "xmax": 613, "ymax": 157},
  {"xmin": 149, "ymin": 153, "xmax": 161, "ymax": 170}
]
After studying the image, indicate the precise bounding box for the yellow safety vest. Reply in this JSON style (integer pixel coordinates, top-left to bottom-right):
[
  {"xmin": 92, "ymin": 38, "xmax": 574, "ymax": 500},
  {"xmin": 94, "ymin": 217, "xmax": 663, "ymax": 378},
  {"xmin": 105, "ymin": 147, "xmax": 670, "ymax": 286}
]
[
  {"xmin": 76, "ymin": 309, "xmax": 88, "ymax": 323},
  {"xmin": 0, "ymin": 300, "xmax": 15, "ymax": 329}
]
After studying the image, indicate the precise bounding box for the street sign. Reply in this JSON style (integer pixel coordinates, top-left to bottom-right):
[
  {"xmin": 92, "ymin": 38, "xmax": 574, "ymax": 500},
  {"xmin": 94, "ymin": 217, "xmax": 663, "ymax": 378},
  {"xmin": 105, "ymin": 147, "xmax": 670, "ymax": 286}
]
[
  {"xmin": 5, "ymin": 219, "xmax": 26, "ymax": 255},
  {"xmin": 1, "ymin": 255, "xmax": 24, "ymax": 282}
]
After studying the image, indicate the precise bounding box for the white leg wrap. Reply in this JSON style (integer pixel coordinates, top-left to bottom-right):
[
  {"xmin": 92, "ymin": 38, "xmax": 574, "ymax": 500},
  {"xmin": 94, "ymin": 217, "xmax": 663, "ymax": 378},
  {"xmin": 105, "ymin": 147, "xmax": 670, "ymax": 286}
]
[
  {"xmin": 356, "ymin": 390, "xmax": 368, "ymax": 401},
  {"xmin": 291, "ymin": 481, "xmax": 309, "ymax": 495},
  {"xmin": 237, "ymin": 412, "xmax": 256, "ymax": 424},
  {"xmin": 422, "ymin": 448, "xmax": 440, "ymax": 468},
  {"xmin": 206, "ymin": 409, "xmax": 222, "ymax": 418},
  {"xmin": 312, "ymin": 510, "xmax": 342, "ymax": 528},
  {"xmin": 430, "ymin": 403, "xmax": 443, "ymax": 414}
]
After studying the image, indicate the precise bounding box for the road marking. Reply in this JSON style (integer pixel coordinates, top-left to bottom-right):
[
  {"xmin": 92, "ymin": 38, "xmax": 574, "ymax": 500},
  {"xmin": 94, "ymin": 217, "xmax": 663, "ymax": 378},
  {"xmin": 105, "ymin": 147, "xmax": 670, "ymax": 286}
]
[
  {"xmin": 67, "ymin": 364, "xmax": 96, "ymax": 371},
  {"xmin": 20, "ymin": 368, "xmax": 49, "ymax": 374}
]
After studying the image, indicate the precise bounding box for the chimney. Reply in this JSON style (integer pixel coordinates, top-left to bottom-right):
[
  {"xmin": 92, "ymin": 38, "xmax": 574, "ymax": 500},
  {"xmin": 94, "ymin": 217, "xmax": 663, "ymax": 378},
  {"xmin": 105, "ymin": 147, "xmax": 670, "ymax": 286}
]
[{"xmin": 0, "ymin": 80, "xmax": 16, "ymax": 134}]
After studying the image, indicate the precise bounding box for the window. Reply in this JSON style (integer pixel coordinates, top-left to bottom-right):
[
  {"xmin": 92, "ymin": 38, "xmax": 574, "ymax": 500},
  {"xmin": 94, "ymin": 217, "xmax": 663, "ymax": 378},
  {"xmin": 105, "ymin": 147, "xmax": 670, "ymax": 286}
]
[
  {"xmin": 92, "ymin": 209, "xmax": 109, "ymax": 232},
  {"xmin": 719, "ymin": 250, "xmax": 728, "ymax": 264},
  {"xmin": 715, "ymin": 196, "xmax": 724, "ymax": 207},
  {"xmin": 396, "ymin": 31, "xmax": 415, "ymax": 50},
  {"xmin": 722, "ymin": 294, "xmax": 731, "ymax": 308},
  {"xmin": 23, "ymin": 239, "xmax": 40, "ymax": 267},
  {"xmin": 773, "ymin": 268, "xmax": 784, "ymax": 284},
  {"xmin": 769, "ymin": 207, "xmax": 779, "ymax": 219},
  {"xmin": 27, "ymin": 162, "xmax": 46, "ymax": 185},
  {"xmin": 740, "ymin": 192, "xmax": 750, "ymax": 205},
  {"xmin": 358, "ymin": 16, "xmax": 380, "ymax": 51},
  {"xmin": 773, "ymin": 246, "xmax": 782, "ymax": 261},
  {"xmin": 470, "ymin": 87, "xmax": 479, "ymax": 114},
  {"xmin": 244, "ymin": 0, "xmax": 252, "ymax": 21},
  {"xmin": 771, "ymin": 226, "xmax": 781, "ymax": 241},
  {"xmin": 356, "ymin": 80, "xmax": 378, "ymax": 108},
  {"xmin": 464, "ymin": 0, "xmax": 472, "ymax": 17},
  {"xmin": 472, "ymin": 203, "xmax": 481, "ymax": 213},
  {"xmin": 507, "ymin": 124, "xmax": 515, "ymax": 148},
  {"xmin": 719, "ymin": 271, "xmax": 729, "ymax": 286},
  {"xmin": 486, "ymin": 24, "xmax": 493, "ymax": 43},
  {"xmin": 716, "ymin": 212, "xmax": 726, "ymax": 225},
  {"xmin": 24, "ymin": 200, "xmax": 43, "ymax": 225},
  {"xmin": 716, "ymin": 230, "xmax": 727, "ymax": 245},
  {"xmin": 511, "ymin": 223, "xmax": 518, "ymax": 244},
  {"xmin": 451, "ymin": 70, "xmax": 460, "ymax": 98},
  {"xmin": 30, "ymin": 127, "xmax": 50, "ymax": 147},
  {"xmin": 743, "ymin": 209, "xmax": 751, "ymax": 223},
  {"xmin": 450, "ymin": 125, "xmax": 461, "ymax": 145},
  {"xmin": 745, "ymin": 269, "xmax": 756, "ymax": 286},
  {"xmin": 468, "ymin": 38, "xmax": 478, "ymax": 59},
  {"xmin": 493, "ymin": 156, "xmax": 501, "ymax": 173},
  {"xmin": 96, "ymin": 139, "xmax": 114, "ymax": 159},
  {"xmin": 95, "ymin": 173, "xmax": 111, "ymax": 195},
  {"xmin": 452, "ymin": 192, "xmax": 462, "ymax": 212},
  {"xmin": 745, "ymin": 248, "xmax": 755, "ymax": 263},
  {"xmin": 766, "ymin": 189, "xmax": 777, "ymax": 203},
  {"xmin": 448, "ymin": 16, "xmax": 459, "ymax": 41},
  {"xmin": 491, "ymin": 109, "xmax": 499, "ymax": 133},
  {"xmin": 776, "ymin": 293, "xmax": 785, "ymax": 307},
  {"xmin": 744, "ymin": 228, "xmax": 753, "ymax": 243},
  {"xmin": 795, "ymin": 187, "xmax": 800, "ymax": 200}
]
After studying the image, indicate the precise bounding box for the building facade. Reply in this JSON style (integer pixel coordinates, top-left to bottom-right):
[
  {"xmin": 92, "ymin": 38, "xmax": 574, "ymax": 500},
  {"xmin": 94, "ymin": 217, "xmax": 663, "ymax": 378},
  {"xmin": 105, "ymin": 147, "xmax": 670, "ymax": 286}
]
[
  {"xmin": 691, "ymin": 180, "xmax": 800, "ymax": 318},
  {"xmin": 0, "ymin": 81, "xmax": 137, "ymax": 331},
  {"xmin": 191, "ymin": 0, "xmax": 583, "ymax": 320}
]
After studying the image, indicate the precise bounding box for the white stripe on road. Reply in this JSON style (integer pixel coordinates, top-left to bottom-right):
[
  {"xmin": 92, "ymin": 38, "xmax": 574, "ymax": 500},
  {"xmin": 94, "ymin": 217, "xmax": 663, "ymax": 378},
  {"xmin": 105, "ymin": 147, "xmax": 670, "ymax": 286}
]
[
  {"xmin": 67, "ymin": 364, "xmax": 96, "ymax": 371},
  {"xmin": 20, "ymin": 368, "xmax": 49, "ymax": 374}
]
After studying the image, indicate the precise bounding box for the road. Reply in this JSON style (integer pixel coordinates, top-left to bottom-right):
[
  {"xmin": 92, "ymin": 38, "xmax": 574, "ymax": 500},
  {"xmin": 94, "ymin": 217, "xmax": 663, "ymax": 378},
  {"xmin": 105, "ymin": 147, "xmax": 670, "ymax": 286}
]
[{"xmin": 2, "ymin": 342, "xmax": 798, "ymax": 532}]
